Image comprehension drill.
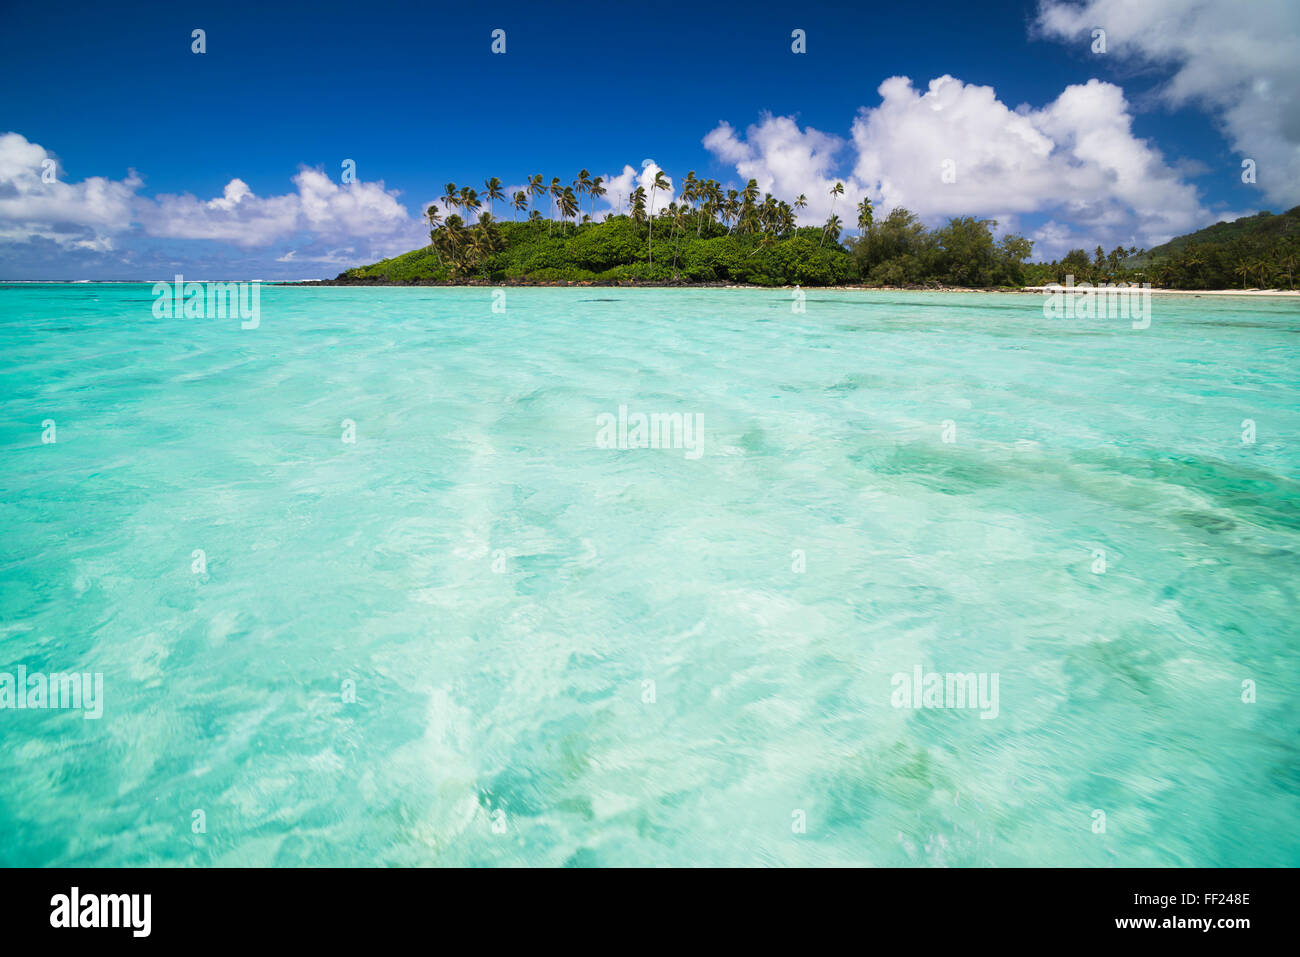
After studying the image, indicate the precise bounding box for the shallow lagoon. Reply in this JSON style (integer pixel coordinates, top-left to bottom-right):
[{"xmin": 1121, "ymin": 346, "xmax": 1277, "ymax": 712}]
[{"xmin": 1, "ymin": 284, "xmax": 1296, "ymax": 866}]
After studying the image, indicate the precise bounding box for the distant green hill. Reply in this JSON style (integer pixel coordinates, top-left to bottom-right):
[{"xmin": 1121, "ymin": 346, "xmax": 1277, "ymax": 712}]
[
  {"xmin": 1022, "ymin": 207, "xmax": 1300, "ymax": 289},
  {"xmin": 1136, "ymin": 206, "xmax": 1300, "ymax": 264}
]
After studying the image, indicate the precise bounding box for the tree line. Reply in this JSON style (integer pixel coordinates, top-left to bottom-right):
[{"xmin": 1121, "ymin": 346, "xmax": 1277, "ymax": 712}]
[{"xmin": 338, "ymin": 171, "xmax": 1293, "ymax": 289}]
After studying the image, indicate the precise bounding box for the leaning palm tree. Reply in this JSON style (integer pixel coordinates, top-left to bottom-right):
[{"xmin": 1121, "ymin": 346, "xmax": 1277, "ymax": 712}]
[
  {"xmin": 648, "ymin": 169, "xmax": 670, "ymax": 267},
  {"xmin": 425, "ymin": 205, "xmax": 444, "ymax": 267},
  {"xmin": 511, "ymin": 191, "xmax": 528, "ymax": 222},
  {"xmin": 483, "ymin": 177, "xmax": 505, "ymax": 218},
  {"xmin": 745, "ymin": 233, "xmax": 776, "ymax": 259},
  {"xmin": 723, "ymin": 190, "xmax": 739, "ymax": 232}
]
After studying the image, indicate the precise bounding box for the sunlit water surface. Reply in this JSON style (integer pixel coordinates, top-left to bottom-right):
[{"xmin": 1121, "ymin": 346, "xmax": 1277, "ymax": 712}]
[{"xmin": 1, "ymin": 284, "xmax": 1297, "ymax": 866}]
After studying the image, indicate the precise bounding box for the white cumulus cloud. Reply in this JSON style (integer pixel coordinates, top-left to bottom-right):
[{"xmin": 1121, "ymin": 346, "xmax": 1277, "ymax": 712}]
[
  {"xmin": 0, "ymin": 132, "xmax": 141, "ymax": 249},
  {"xmin": 703, "ymin": 116, "xmax": 846, "ymax": 222},
  {"xmin": 852, "ymin": 75, "xmax": 1205, "ymax": 246},
  {"xmin": 597, "ymin": 162, "xmax": 675, "ymax": 217},
  {"xmin": 705, "ymin": 74, "xmax": 1209, "ymax": 256},
  {"xmin": 1035, "ymin": 0, "xmax": 1300, "ymax": 208},
  {"xmin": 136, "ymin": 168, "xmax": 421, "ymax": 248}
]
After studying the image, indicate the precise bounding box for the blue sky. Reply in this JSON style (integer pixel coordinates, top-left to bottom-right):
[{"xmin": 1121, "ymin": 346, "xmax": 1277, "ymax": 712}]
[{"xmin": 1, "ymin": 0, "xmax": 1296, "ymax": 278}]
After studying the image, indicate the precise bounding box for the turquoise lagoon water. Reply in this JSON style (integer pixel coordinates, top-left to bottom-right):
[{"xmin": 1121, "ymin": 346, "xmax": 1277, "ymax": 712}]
[{"xmin": 0, "ymin": 283, "xmax": 1297, "ymax": 867}]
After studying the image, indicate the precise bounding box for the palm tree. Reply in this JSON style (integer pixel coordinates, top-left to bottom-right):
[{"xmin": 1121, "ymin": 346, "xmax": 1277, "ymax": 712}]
[
  {"xmin": 821, "ymin": 182, "xmax": 844, "ymax": 247},
  {"xmin": 823, "ymin": 214, "xmax": 843, "ymax": 246},
  {"xmin": 745, "ymin": 233, "xmax": 776, "ymax": 259},
  {"xmin": 548, "ymin": 177, "xmax": 563, "ymax": 231},
  {"xmin": 857, "ymin": 197, "xmax": 873, "ymax": 233},
  {"xmin": 442, "ymin": 183, "xmax": 460, "ymax": 222},
  {"xmin": 425, "ymin": 205, "xmax": 444, "ymax": 267},
  {"xmin": 680, "ymin": 171, "xmax": 698, "ymax": 223},
  {"xmin": 723, "ymin": 190, "xmax": 739, "ymax": 232},
  {"xmin": 460, "ymin": 187, "xmax": 481, "ymax": 225},
  {"xmin": 738, "ymin": 203, "xmax": 759, "ymax": 235},
  {"xmin": 760, "ymin": 194, "xmax": 779, "ymax": 236},
  {"xmin": 468, "ymin": 227, "xmax": 493, "ymax": 278},
  {"xmin": 701, "ymin": 180, "xmax": 721, "ymax": 235},
  {"xmin": 511, "ymin": 191, "xmax": 528, "ymax": 222},
  {"xmin": 558, "ymin": 186, "xmax": 579, "ymax": 232},
  {"xmin": 526, "ymin": 175, "xmax": 546, "ymax": 220},
  {"xmin": 778, "ymin": 200, "xmax": 795, "ymax": 237},
  {"xmin": 1278, "ymin": 247, "xmax": 1298, "ymax": 289},
  {"xmin": 648, "ymin": 169, "xmax": 669, "ymax": 267},
  {"xmin": 442, "ymin": 214, "xmax": 466, "ymax": 267},
  {"xmin": 483, "ymin": 177, "xmax": 505, "ymax": 218},
  {"xmin": 574, "ymin": 169, "xmax": 592, "ymax": 216},
  {"xmin": 1184, "ymin": 246, "xmax": 1206, "ymax": 287},
  {"xmin": 669, "ymin": 203, "xmax": 687, "ymax": 278},
  {"xmin": 1233, "ymin": 258, "xmax": 1251, "ymax": 290},
  {"xmin": 588, "ymin": 176, "xmax": 606, "ymax": 220},
  {"xmin": 739, "ymin": 179, "xmax": 760, "ymax": 233},
  {"xmin": 793, "ymin": 193, "xmax": 808, "ymax": 223}
]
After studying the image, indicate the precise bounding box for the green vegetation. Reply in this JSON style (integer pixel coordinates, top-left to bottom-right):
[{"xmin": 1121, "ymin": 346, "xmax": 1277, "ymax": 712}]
[
  {"xmin": 848, "ymin": 208, "xmax": 1034, "ymax": 287},
  {"xmin": 1023, "ymin": 206, "xmax": 1300, "ymax": 289},
  {"xmin": 335, "ymin": 171, "xmax": 1297, "ymax": 290},
  {"xmin": 336, "ymin": 171, "xmax": 1032, "ymax": 287}
]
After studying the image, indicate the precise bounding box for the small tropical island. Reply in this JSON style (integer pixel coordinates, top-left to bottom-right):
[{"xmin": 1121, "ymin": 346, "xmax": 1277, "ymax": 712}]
[{"xmin": 320, "ymin": 172, "xmax": 1300, "ymax": 291}]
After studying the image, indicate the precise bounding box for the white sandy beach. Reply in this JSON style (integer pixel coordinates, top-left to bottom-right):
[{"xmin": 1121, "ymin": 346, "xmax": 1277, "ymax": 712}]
[{"xmin": 1022, "ymin": 286, "xmax": 1299, "ymax": 298}]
